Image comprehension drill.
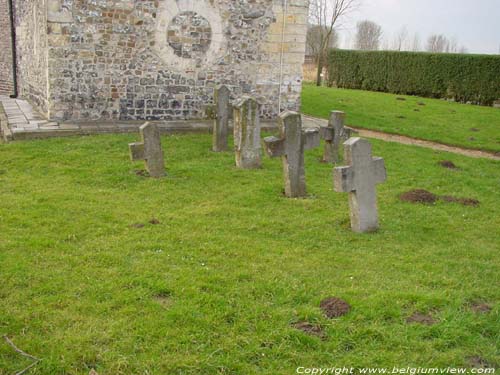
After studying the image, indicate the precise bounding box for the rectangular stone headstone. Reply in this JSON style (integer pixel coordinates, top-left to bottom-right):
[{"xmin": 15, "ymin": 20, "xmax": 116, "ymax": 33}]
[
  {"xmin": 263, "ymin": 111, "xmax": 320, "ymax": 198},
  {"xmin": 333, "ymin": 137, "xmax": 387, "ymax": 232},
  {"xmin": 129, "ymin": 122, "xmax": 166, "ymax": 178},
  {"xmin": 233, "ymin": 96, "xmax": 262, "ymax": 169},
  {"xmin": 212, "ymin": 85, "xmax": 230, "ymax": 152}
]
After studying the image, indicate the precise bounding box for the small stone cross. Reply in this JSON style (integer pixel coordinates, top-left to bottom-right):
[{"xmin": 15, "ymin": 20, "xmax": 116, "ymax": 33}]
[
  {"xmin": 212, "ymin": 85, "xmax": 230, "ymax": 152},
  {"xmin": 233, "ymin": 96, "xmax": 262, "ymax": 169},
  {"xmin": 319, "ymin": 110, "xmax": 352, "ymax": 163},
  {"xmin": 334, "ymin": 137, "xmax": 386, "ymax": 232},
  {"xmin": 264, "ymin": 111, "xmax": 320, "ymax": 198},
  {"xmin": 129, "ymin": 122, "xmax": 166, "ymax": 178}
]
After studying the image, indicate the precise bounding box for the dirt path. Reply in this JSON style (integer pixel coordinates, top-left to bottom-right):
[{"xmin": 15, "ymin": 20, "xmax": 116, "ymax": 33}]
[{"xmin": 303, "ymin": 115, "xmax": 500, "ymax": 161}]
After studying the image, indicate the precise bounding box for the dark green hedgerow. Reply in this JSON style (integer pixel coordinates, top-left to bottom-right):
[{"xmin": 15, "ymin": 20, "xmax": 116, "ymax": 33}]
[{"xmin": 327, "ymin": 50, "xmax": 500, "ymax": 106}]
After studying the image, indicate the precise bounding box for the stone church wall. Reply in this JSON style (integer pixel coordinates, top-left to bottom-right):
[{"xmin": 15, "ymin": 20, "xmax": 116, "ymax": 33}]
[
  {"xmin": 0, "ymin": 0, "xmax": 14, "ymax": 96},
  {"xmin": 45, "ymin": 0, "xmax": 308, "ymax": 121}
]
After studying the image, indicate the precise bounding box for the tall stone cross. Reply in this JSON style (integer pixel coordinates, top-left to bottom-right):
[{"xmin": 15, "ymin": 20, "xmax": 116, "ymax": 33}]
[
  {"xmin": 334, "ymin": 138, "xmax": 387, "ymax": 233},
  {"xmin": 264, "ymin": 111, "xmax": 320, "ymax": 198},
  {"xmin": 319, "ymin": 110, "xmax": 351, "ymax": 163},
  {"xmin": 233, "ymin": 96, "xmax": 262, "ymax": 169},
  {"xmin": 212, "ymin": 85, "xmax": 230, "ymax": 152},
  {"xmin": 129, "ymin": 122, "xmax": 166, "ymax": 178}
]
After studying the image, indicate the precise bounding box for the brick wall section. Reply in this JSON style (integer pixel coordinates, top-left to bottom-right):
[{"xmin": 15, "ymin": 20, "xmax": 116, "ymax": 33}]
[{"xmin": 0, "ymin": 0, "xmax": 14, "ymax": 96}]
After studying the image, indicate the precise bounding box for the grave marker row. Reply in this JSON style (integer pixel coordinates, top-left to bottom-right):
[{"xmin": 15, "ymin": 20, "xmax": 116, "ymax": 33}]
[{"xmin": 128, "ymin": 96, "xmax": 387, "ymax": 233}]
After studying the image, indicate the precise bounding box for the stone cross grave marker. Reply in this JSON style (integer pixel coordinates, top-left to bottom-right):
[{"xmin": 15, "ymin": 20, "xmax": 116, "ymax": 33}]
[
  {"xmin": 319, "ymin": 110, "xmax": 352, "ymax": 163},
  {"xmin": 233, "ymin": 96, "xmax": 262, "ymax": 169},
  {"xmin": 264, "ymin": 111, "xmax": 320, "ymax": 198},
  {"xmin": 334, "ymin": 137, "xmax": 386, "ymax": 233},
  {"xmin": 212, "ymin": 85, "xmax": 230, "ymax": 152},
  {"xmin": 129, "ymin": 122, "xmax": 166, "ymax": 178}
]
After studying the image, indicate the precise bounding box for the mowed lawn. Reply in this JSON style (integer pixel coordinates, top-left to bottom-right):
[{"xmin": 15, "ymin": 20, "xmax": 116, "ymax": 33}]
[
  {"xmin": 302, "ymin": 84, "xmax": 500, "ymax": 153},
  {"xmin": 0, "ymin": 133, "xmax": 499, "ymax": 374}
]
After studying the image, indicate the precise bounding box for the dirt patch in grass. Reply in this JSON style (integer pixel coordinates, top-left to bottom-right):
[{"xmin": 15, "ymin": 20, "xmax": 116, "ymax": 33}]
[
  {"xmin": 417, "ymin": 102, "xmax": 426, "ymax": 106},
  {"xmin": 320, "ymin": 297, "xmax": 351, "ymax": 318},
  {"xmin": 396, "ymin": 97, "xmax": 406, "ymax": 101},
  {"xmin": 441, "ymin": 196, "xmax": 480, "ymax": 207},
  {"xmin": 149, "ymin": 218, "xmax": 161, "ymax": 225},
  {"xmin": 130, "ymin": 223, "xmax": 145, "ymax": 229},
  {"xmin": 469, "ymin": 302, "xmax": 492, "ymax": 314},
  {"xmin": 135, "ymin": 169, "xmax": 149, "ymax": 177},
  {"xmin": 400, "ymin": 189, "xmax": 438, "ymax": 204},
  {"xmin": 406, "ymin": 312, "xmax": 437, "ymax": 325},
  {"xmin": 467, "ymin": 356, "xmax": 492, "ymax": 369},
  {"xmin": 396, "ymin": 115, "xmax": 406, "ymax": 119},
  {"xmin": 292, "ymin": 322, "xmax": 325, "ymax": 339},
  {"xmin": 470, "ymin": 128, "xmax": 480, "ymax": 132},
  {"xmin": 439, "ymin": 160, "xmax": 459, "ymax": 169},
  {"xmin": 400, "ymin": 189, "xmax": 480, "ymax": 207}
]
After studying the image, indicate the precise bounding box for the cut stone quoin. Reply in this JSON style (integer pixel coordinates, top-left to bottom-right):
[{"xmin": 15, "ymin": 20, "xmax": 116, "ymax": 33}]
[
  {"xmin": 233, "ymin": 96, "xmax": 262, "ymax": 169},
  {"xmin": 128, "ymin": 122, "xmax": 166, "ymax": 178},
  {"xmin": 263, "ymin": 111, "xmax": 320, "ymax": 198},
  {"xmin": 212, "ymin": 85, "xmax": 230, "ymax": 152},
  {"xmin": 334, "ymin": 138, "xmax": 387, "ymax": 233}
]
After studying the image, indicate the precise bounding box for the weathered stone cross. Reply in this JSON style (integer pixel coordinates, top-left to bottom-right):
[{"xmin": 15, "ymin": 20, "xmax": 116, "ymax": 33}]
[
  {"xmin": 319, "ymin": 110, "xmax": 351, "ymax": 163},
  {"xmin": 212, "ymin": 84, "xmax": 230, "ymax": 152},
  {"xmin": 129, "ymin": 122, "xmax": 166, "ymax": 178},
  {"xmin": 334, "ymin": 137, "xmax": 387, "ymax": 233},
  {"xmin": 233, "ymin": 96, "xmax": 262, "ymax": 169},
  {"xmin": 264, "ymin": 111, "xmax": 320, "ymax": 198}
]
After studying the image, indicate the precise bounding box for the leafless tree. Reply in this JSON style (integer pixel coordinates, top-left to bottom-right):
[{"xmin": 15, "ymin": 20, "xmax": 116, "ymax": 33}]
[
  {"xmin": 355, "ymin": 20, "xmax": 383, "ymax": 51},
  {"xmin": 411, "ymin": 33, "xmax": 421, "ymax": 52},
  {"xmin": 309, "ymin": 0, "xmax": 360, "ymax": 86},
  {"xmin": 426, "ymin": 34, "xmax": 449, "ymax": 53},
  {"xmin": 306, "ymin": 25, "xmax": 340, "ymax": 61},
  {"xmin": 393, "ymin": 26, "xmax": 409, "ymax": 51}
]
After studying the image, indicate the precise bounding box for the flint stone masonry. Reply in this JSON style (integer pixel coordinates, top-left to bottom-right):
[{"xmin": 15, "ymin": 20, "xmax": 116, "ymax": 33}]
[
  {"xmin": 4, "ymin": 0, "xmax": 309, "ymax": 122},
  {"xmin": 213, "ymin": 85, "xmax": 230, "ymax": 152},
  {"xmin": 320, "ymin": 110, "xmax": 352, "ymax": 163},
  {"xmin": 233, "ymin": 96, "xmax": 262, "ymax": 169},
  {"xmin": 264, "ymin": 111, "xmax": 320, "ymax": 198},
  {"xmin": 334, "ymin": 138, "xmax": 387, "ymax": 233},
  {"xmin": 129, "ymin": 122, "xmax": 166, "ymax": 178}
]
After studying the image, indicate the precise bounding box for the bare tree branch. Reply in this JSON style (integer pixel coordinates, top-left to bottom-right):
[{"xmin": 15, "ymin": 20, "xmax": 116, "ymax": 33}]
[
  {"xmin": 355, "ymin": 20, "xmax": 383, "ymax": 50},
  {"xmin": 309, "ymin": 0, "xmax": 361, "ymax": 85},
  {"xmin": 3, "ymin": 335, "xmax": 42, "ymax": 375}
]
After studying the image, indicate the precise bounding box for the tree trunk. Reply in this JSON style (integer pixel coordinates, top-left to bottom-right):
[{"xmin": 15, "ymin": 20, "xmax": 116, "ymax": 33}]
[{"xmin": 315, "ymin": 53, "xmax": 323, "ymax": 86}]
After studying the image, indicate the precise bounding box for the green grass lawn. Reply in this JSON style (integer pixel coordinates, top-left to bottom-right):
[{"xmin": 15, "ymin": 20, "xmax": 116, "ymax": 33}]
[
  {"xmin": 301, "ymin": 84, "xmax": 500, "ymax": 153},
  {"xmin": 0, "ymin": 134, "xmax": 499, "ymax": 374}
]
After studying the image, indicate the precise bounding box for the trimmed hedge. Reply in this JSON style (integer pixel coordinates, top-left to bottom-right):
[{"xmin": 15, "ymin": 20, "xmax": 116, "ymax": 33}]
[{"xmin": 327, "ymin": 49, "xmax": 500, "ymax": 106}]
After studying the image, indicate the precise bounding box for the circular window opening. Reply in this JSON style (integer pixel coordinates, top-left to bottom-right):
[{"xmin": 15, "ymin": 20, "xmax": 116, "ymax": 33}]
[{"xmin": 167, "ymin": 11, "xmax": 212, "ymax": 59}]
